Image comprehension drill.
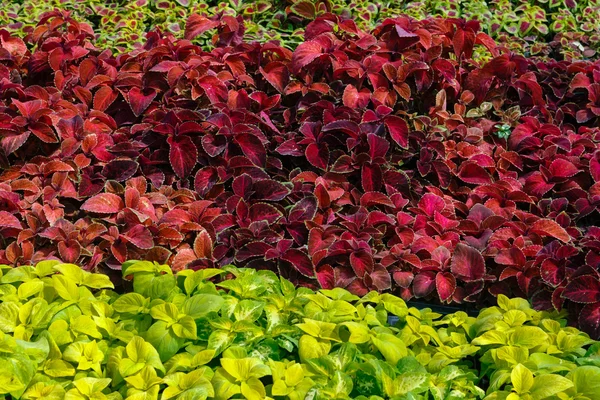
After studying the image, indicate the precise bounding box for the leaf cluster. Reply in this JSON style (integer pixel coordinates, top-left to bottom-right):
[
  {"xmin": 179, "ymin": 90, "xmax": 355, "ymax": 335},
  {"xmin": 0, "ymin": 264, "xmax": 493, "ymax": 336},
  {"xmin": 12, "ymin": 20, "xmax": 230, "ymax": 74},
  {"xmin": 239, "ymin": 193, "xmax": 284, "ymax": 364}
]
[{"xmin": 0, "ymin": 260, "xmax": 599, "ymax": 400}]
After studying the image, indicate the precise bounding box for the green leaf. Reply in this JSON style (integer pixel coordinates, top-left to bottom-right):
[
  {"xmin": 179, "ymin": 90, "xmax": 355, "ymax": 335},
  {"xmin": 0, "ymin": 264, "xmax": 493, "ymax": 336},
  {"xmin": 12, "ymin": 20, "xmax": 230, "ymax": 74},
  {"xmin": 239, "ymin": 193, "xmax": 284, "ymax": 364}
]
[
  {"xmin": 17, "ymin": 279, "xmax": 44, "ymax": 299},
  {"xmin": 182, "ymin": 294, "xmax": 224, "ymax": 319},
  {"xmin": 529, "ymin": 374, "xmax": 573, "ymax": 399},
  {"xmin": 54, "ymin": 264, "xmax": 85, "ymax": 284},
  {"xmin": 510, "ymin": 327, "xmax": 548, "ymax": 349},
  {"xmin": 567, "ymin": 366, "xmax": 600, "ymax": 399},
  {"xmin": 511, "ymin": 364, "xmax": 534, "ymax": 394},
  {"xmin": 44, "ymin": 359, "xmax": 76, "ymax": 378},
  {"xmin": 52, "ymin": 275, "xmax": 80, "ymax": 302},
  {"xmin": 83, "ymin": 274, "xmax": 114, "ymax": 289},
  {"xmin": 145, "ymin": 321, "xmax": 184, "ymax": 362},
  {"xmin": 298, "ymin": 335, "xmax": 331, "ymax": 361},
  {"xmin": 150, "ymin": 303, "xmax": 179, "ymax": 324},
  {"xmin": 0, "ymin": 302, "xmax": 19, "ymax": 332},
  {"xmin": 113, "ymin": 293, "xmax": 149, "ymax": 314}
]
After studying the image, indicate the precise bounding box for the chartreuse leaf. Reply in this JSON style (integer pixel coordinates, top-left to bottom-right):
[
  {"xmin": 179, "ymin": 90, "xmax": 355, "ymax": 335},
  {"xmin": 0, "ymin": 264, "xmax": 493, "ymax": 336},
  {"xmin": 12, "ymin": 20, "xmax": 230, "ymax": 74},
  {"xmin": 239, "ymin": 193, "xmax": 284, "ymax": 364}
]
[{"xmin": 566, "ymin": 366, "xmax": 600, "ymax": 399}]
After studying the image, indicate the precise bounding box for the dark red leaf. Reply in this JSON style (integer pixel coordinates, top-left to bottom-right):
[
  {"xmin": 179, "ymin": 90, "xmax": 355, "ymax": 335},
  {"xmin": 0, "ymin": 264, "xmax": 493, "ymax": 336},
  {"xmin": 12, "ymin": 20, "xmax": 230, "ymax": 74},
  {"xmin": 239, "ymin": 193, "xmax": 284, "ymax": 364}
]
[
  {"xmin": 436, "ymin": 272, "xmax": 456, "ymax": 302},
  {"xmin": 563, "ymin": 276, "xmax": 600, "ymax": 304},
  {"xmin": 185, "ymin": 14, "xmax": 220, "ymax": 40},
  {"xmin": 450, "ymin": 243, "xmax": 485, "ymax": 282},
  {"xmin": 282, "ymin": 249, "xmax": 314, "ymax": 277},
  {"xmin": 168, "ymin": 135, "xmax": 198, "ymax": 179},
  {"xmin": 81, "ymin": 193, "xmax": 124, "ymax": 214},
  {"xmin": 530, "ymin": 219, "xmax": 571, "ymax": 242},
  {"xmin": 235, "ymin": 133, "xmax": 266, "ymax": 167}
]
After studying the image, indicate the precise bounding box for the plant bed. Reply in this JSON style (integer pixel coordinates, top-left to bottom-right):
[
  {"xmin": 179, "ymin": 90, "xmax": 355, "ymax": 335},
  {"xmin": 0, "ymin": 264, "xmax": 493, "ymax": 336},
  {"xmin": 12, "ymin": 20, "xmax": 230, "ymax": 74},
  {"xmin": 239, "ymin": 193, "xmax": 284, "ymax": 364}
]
[
  {"xmin": 1, "ymin": 13, "xmax": 600, "ymax": 337},
  {"xmin": 0, "ymin": 260, "xmax": 599, "ymax": 400},
  {"xmin": 0, "ymin": 1, "xmax": 598, "ymax": 60}
]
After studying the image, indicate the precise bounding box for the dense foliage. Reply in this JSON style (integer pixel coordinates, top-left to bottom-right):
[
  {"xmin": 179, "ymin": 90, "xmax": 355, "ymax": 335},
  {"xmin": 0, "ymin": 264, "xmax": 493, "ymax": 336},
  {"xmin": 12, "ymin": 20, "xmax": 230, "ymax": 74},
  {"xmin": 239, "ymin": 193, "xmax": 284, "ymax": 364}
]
[
  {"xmin": 2, "ymin": 12, "xmax": 600, "ymax": 336},
  {"xmin": 0, "ymin": 260, "xmax": 599, "ymax": 400},
  {"xmin": 0, "ymin": 0, "xmax": 598, "ymax": 59}
]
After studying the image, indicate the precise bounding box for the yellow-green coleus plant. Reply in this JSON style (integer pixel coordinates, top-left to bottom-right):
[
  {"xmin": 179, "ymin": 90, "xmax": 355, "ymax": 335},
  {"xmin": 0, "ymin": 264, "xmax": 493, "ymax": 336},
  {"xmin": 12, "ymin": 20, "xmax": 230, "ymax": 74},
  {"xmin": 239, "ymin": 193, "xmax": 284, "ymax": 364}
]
[{"xmin": 0, "ymin": 260, "xmax": 598, "ymax": 400}]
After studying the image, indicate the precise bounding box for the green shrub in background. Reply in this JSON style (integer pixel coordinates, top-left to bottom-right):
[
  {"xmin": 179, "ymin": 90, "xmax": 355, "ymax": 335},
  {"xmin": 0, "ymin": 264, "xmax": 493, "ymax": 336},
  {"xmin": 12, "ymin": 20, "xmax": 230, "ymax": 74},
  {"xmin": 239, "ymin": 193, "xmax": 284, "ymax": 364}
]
[
  {"xmin": 0, "ymin": 0, "xmax": 598, "ymax": 58},
  {"xmin": 1, "ymin": 260, "xmax": 600, "ymax": 399}
]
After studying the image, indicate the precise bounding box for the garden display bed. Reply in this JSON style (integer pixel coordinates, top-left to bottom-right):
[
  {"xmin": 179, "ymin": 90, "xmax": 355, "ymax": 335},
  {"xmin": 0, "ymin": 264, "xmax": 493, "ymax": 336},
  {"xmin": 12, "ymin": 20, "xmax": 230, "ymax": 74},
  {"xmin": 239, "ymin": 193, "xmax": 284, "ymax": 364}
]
[{"xmin": 1, "ymin": 4, "xmax": 600, "ymax": 400}]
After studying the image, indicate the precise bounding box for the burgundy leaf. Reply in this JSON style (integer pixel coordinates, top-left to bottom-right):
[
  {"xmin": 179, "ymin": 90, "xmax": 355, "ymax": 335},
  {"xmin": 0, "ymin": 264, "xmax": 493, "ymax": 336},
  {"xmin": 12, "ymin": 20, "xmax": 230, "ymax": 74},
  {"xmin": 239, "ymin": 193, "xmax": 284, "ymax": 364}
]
[
  {"xmin": 450, "ymin": 243, "xmax": 486, "ymax": 282},
  {"xmin": 123, "ymin": 225, "xmax": 154, "ymax": 249},
  {"xmin": 185, "ymin": 14, "xmax": 220, "ymax": 40},
  {"xmin": 253, "ymin": 180, "xmax": 291, "ymax": 201},
  {"xmin": 168, "ymin": 135, "xmax": 198, "ymax": 179},
  {"xmin": 0, "ymin": 211, "xmax": 22, "ymax": 229},
  {"xmin": 563, "ymin": 276, "xmax": 600, "ymax": 304},
  {"xmin": 81, "ymin": 193, "xmax": 124, "ymax": 214},
  {"xmin": 413, "ymin": 271, "xmax": 436, "ymax": 298},
  {"xmin": 385, "ymin": 116, "xmax": 409, "ymax": 148},
  {"xmin": 530, "ymin": 219, "xmax": 571, "ymax": 243},
  {"xmin": 436, "ymin": 272, "xmax": 456, "ymax": 302},
  {"xmin": 235, "ymin": 133, "xmax": 266, "ymax": 167},
  {"xmin": 102, "ymin": 159, "xmax": 139, "ymax": 182},
  {"xmin": 127, "ymin": 88, "xmax": 156, "ymax": 117},
  {"xmin": 282, "ymin": 249, "xmax": 314, "ymax": 277}
]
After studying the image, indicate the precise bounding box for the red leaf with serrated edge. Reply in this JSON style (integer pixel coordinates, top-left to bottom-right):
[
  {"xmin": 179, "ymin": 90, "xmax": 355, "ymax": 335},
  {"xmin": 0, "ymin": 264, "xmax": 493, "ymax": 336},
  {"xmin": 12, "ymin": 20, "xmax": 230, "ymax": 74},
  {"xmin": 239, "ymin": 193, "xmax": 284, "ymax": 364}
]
[
  {"xmin": 436, "ymin": 272, "xmax": 456, "ymax": 302},
  {"xmin": 127, "ymin": 88, "xmax": 156, "ymax": 117},
  {"xmin": 58, "ymin": 240, "xmax": 81, "ymax": 264},
  {"xmin": 0, "ymin": 211, "xmax": 22, "ymax": 229},
  {"xmin": 102, "ymin": 159, "xmax": 139, "ymax": 182},
  {"xmin": 524, "ymin": 172, "xmax": 554, "ymax": 198},
  {"xmin": 530, "ymin": 219, "xmax": 571, "ymax": 242},
  {"xmin": 362, "ymin": 164, "xmax": 382, "ymax": 192},
  {"xmin": 413, "ymin": 271, "xmax": 436, "ymax": 298},
  {"xmin": 292, "ymin": 41, "xmax": 323, "ymax": 72},
  {"xmin": 563, "ymin": 276, "xmax": 600, "ymax": 304},
  {"xmin": 316, "ymin": 264, "xmax": 334, "ymax": 289},
  {"xmin": 282, "ymin": 249, "xmax": 314, "ymax": 277},
  {"xmin": 306, "ymin": 143, "xmax": 329, "ymax": 170},
  {"xmin": 393, "ymin": 271, "xmax": 414, "ymax": 288},
  {"xmin": 540, "ymin": 259, "xmax": 565, "ymax": 287},
  {"xmin": 168, "ymin": 135, "xmax": 197, "ymax": 179},
  {"xmin": 343, "ymin": 85, "xmax": 370, "ymax": 108},
  {"xmin": 360, "ymin": 192, "xmax": 394, "ymax": 207},
  {"xmin": 123, "ymin": 225, "xmax": 154, "ymax": 249},
  {"xmin": 93, "ymin": 86, "xmax": 118, "ymax": 112},
  {"xmin": 81, "ymin": 193, "xmax": 124, "ymax": 214},
  {"xmin": 548, "ymin": 159, "xmax": 579, "ymax": 179},
  {"xmin": 249, "ymin": 203, "xmax": 282, "ymax": 224},
  {"xmin": 194, "ymin": 167, "xmax": 218, "ymax": 197},
  {"xmin": 385, "ymin": 115, "xmax": 409, "ymax": 148},
  {"xmin": 451, "ymin": 243, "xmax": 485, "ymax": 282},
  {"xmin": 253, "ymin": 180, "xmax": 290, "ymax": 201},
  {"xmin": 458, "ymin": 162, "xmax": 492, "ymax": 185},
  {"xmin": 234, "ymin": 133, "xmax": 266, "ymax": 167},
  {"xmin": 369, "ymin": 266, "xmax": 392, "ymax": 291},
  {"xmin": 185, "ymin": 14, "xmax": 220, "ymax": 40},
  {"xmin": 194, "ymin": 230, "xmax": 213, "ymax": 259},
  {"xmin": 260, "ymin": 62, "xmax": 289, "ymax": 94},
  {"xmin": 579, "ymin": 303, "xmax": 600, "ymax": 339},
  {"xmin": 588, "ymin": 153, "xmax": 600, "ymax": 185},
  {"xmin": 350, "ymin": 250, "xmax": 373, "ymax": 278}
]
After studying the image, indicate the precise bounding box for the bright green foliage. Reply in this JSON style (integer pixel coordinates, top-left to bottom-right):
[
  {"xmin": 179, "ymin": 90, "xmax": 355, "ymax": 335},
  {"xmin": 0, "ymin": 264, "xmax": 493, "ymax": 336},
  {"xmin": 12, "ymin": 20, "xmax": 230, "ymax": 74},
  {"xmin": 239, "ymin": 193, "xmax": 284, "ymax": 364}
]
[
  {"xmin": 0, "ymin": 0, "xmax": 598, "ymax": 58},
  {"xmin": 0, "ymin": 261, "xmax": 598, "ymax": 399}
]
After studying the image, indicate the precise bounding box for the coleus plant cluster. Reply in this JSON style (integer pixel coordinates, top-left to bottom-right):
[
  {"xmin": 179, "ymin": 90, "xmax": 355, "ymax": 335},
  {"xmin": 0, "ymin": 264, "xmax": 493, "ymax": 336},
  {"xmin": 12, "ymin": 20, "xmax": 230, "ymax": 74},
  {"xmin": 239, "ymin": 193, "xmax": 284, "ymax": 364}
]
[
  {"xmin": 0, "ymin": 0, "xmax": 598, "ymax": 60},
  {"xmin": 1, "ymin": 12, "xmax": 600, "ymax": 337},
  {"xmin": 0, "ymin": 260, "xmax": 599, "ymax": 400}
]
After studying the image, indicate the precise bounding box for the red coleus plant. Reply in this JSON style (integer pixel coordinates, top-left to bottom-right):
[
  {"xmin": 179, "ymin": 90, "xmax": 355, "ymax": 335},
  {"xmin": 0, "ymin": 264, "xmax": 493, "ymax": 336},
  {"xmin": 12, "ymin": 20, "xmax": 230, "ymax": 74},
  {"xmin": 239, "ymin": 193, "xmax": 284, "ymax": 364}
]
[{"xmin": 2, "ymin": 13, "xmax": 600, "ymax": 336}]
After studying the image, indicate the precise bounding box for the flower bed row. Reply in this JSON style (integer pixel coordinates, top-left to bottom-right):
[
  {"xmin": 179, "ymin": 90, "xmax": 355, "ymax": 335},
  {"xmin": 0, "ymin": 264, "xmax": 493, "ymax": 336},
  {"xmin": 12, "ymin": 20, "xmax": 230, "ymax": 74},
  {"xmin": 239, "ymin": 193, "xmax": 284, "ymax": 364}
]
[
  {"xmin": 0, "ymin": 0, "xmax": 599, "ymax": 59},
  {"xmin": 0, "ymin": 260, "xmax": 599, "ymax": 400},
  {"xmin": 1, "ymin": 14, "xmax": 600, "ymax": 337}
]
